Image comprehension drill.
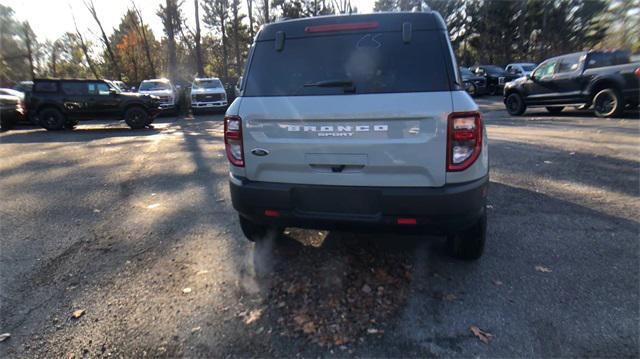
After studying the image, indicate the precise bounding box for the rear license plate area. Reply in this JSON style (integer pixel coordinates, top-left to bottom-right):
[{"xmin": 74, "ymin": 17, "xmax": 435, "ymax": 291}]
[{"xmin": 292, "ymin": 187, "xmax": 380, "ymax": 215}]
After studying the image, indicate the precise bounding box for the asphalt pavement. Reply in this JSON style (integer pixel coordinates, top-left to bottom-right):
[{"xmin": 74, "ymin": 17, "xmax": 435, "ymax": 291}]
[{"xmin": 0, "ymin": 99, "xmax": 638, "ymax": 358}]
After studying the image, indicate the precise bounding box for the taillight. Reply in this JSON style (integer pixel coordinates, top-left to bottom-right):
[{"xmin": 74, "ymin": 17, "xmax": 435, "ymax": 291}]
[
  {"xmin": 635, "ymin": 67, "xmax": 640, "ymax": 78},
  {"xmin": 447, "ymin": 112, "xmax": 482, "ymax": 172},
  {"xmin": 224, "ymin": 115, "xmax": 244, "ymax": 167}
]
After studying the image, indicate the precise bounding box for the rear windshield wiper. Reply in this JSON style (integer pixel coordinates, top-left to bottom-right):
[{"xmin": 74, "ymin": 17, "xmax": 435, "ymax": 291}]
[{"xmin": 304, "ymin": 79, "xmax": 356, "ymax": 93}]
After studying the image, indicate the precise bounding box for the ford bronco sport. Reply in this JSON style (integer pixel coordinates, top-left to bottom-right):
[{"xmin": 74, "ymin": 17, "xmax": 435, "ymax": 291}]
[{"xmin": 225, "ymin": 12, "xmax": 489, "ymax": 260}]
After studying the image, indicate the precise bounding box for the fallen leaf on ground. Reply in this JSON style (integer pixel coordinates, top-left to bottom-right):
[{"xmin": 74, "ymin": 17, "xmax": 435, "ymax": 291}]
[
  {"xmin": 543, "ymin": 160, "xmax": 552, "ymax": 164},
  {"xmin": 182, "ymin": 287, "xmax": 192, "ymax": 294},
  {"xmin": 147, "ymin": 203, "xmax": 160, "ymax": 209},
  {"xmin": 71, "ymin": 309, "xmax": 85, "ymax": 319},
  {"xmin": 470, "ymin": 325, "xmax": 494, "ymax": 344},
  {"xmin": 492, "ymin": 279, "xmax": 503, "ymax": 286},
  {"xmin": 0, "ymin": 333, "xmax": 10, "ymax": 342},
  {"xmin": 244, "ymin": 309, "xmax": 263, "ymax": 325},
  {"xmin": 367, "ymin": 328, "xmax": 380, "ymax": 334},
  {"xmin": 191, "ymin": 327, "xmax": 201, "ymax": 333},
  {"xmin": 293, "ymin": 313, "xmax": 311, "ymax": 326},
  {"xmin": 443, "ymin": 293, "xmax": 457, "ymax": 301},
  {"xmin": 196, "ymin": 270, "xmax": 209, "ymax": 275},
  {"xmin": 302, "ymin": 321, "xmax": 316, "ymax": 334},
  {"xmin": 535, "ymin": 265, "xmax": 552, "ymax": 273}
]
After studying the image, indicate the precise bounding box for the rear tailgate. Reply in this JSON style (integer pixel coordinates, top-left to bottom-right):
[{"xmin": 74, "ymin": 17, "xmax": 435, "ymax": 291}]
[{"xmin": 239, "ymin": 92, "xmax": 451, "ymax": 187}]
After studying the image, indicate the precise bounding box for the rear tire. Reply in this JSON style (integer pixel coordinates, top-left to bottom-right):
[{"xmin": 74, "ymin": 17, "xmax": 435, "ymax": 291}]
[
  {"xmin": 239, "ymin": 216, "xmax": 281, "ymax": 243},
  {"xmin": 545, "ymin": 106, "xmax": 564, "ymax": 114},
  {"xmin": 467, "ymin": 83, "xmax": 477, "ymax": 97},
  {"xmin": 593, "ymin": 88, "xmax": 624, "ymax": 118},
  {"xmin": 505, "ymin": 93, "xmax": 526, "ymax": 115},
  {"xmin": 447, "ymin": 211, "xmax": 486, "ymax": 261},
  {"xmin": 38, "ymin": 108, "xmax": 65, "ymax": 131},
  {"xmin": 0, "ymin": 115, "xmax": 17, "ymax": 131},
  {"xmin": 124, "ymin": 107, "xmax": 149, "ymax": 129}
]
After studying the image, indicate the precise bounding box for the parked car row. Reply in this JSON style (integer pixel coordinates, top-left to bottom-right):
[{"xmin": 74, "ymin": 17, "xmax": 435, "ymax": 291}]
[
  {"xmin": 460, "ymin": 62, "xmax": 537, "ymax": 97},
  {"xmin": 503, "ymin": 49, "xmax": 640, "ymax": 118}
]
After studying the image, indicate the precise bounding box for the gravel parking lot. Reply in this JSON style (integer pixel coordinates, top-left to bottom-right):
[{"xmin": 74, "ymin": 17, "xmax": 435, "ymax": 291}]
[{"xmin": 1, "ymin": 98, "xmax": 638, "ymax": 358}]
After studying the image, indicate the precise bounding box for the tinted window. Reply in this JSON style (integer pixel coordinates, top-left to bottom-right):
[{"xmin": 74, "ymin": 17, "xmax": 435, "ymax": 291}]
[
  {"xmin": 587, "ymin": 51, "xmax": 631, "ymax": 69},
  {"xmin": 88, "ymin": 82, "xmax": 110, "ymax": 96},
  {"xmin": 459, "ymin": 67, "xmax": 474, "ymax": 77},
  {"xmin": 557, "ymin": 55, "xmax": 583, "ymax": 73},
  {"xmin": 34, "ymin": 81, "xmax": 58, "ymax": 93},
  {"xmin": 61, "ymin": 82, "xmax": 88, "ymax": 95},
  {"xmin": 521, "ymin": 64, "xmax": 536, "ymax": 71},
  {"xmin": 244, "ymin": 31, "xmax": 451, "ymax": 96}
]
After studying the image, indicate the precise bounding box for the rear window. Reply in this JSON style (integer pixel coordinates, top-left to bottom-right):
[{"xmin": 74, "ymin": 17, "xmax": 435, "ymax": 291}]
[
  {"xmin": 34, "ymin": 81, "xmax": 58, "ymax": 93},
  {"xmin": 587, "ymin": 51, "xmax": 631, "ymax": 69},
  {"xmin": 244, "ymin": 30, "xmax": 452, "ymax": 96}
]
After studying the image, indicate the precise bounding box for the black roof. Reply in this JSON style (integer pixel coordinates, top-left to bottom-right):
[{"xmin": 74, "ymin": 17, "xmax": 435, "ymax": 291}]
[
  {"xmin": 257, "ymin": 12, "xmax": 447, "ymax": 41},
  {"xmin": 33, "ymin": 78, "xmax": 106, "ymax": 82}
]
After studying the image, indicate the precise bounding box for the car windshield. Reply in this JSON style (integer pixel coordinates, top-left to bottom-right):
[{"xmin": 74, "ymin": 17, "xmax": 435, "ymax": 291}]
[
  {"xmin": 483, "ymin": 66, "xmax": 506, "ymax": 75},
  {"xmin": 193, "ymin": 79, "xmax": 223, "ymax": 89},
  {"xmin": 244, "ymin": 30, "xmax": 451, "ymax": 96},
  {"xmin": 459, "ymin": 68, "xmax": 474, "ymax": 76},
  {"xmin": 139, "ymin": 81, "xmax": 172, "ymax": 91},
  {"xmin": 521, "ymin": 64, "xmax": 536, "ymax": 71}
]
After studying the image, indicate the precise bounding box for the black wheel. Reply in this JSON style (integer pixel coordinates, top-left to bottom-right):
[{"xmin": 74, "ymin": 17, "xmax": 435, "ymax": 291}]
[
  {"xmin": 545, "ymin": 106, "xmax": 564, "ymax": 114},
  {"xmin": 64, "ymin": 119, "xmax": 79, "ymax": 130},
  {"xmin": 447, "ymin": 211, "xmax": 487, "ymax": 261},
  {"xmin": 505, "ymin": 93, "xmax": 526, "ymax": 115},
  {"xmin": 593, "ymin": 88, "xmax": 624, "ymax": 118},
  {"xmin": 239, "ymin": 215, "xmax": 281, "ymax": 243},
  {"xmin": 124, "ymin": 107, "xmax": 149, "ymax": 129},
  {"xmin": 490, "ymin": 85, "xmax": 499, "ymax": 96},
  {"xmin": 0, "ymin": 115, "xmax": 17, "ymax": 131},
  {"xmin": 38, "ymin": 108, "xmax": 65, "ymax": 131}
]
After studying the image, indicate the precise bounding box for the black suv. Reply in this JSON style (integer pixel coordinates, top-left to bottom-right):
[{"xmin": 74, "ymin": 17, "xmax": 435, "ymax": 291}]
[
  {"xmin": 27, "ymin": 79, "xmax": 161, "ymax": 130},
  {"xmin": 469, "ymin": 65, "xmax": 519, "ymax": 95},
  {"xmin": 504, "ymin": 50, "xmax": 640, "ymax": 117}
]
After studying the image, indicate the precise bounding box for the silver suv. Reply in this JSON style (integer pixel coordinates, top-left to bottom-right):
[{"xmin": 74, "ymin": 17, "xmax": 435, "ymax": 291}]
[{"xmin": 224, "ymin": 12, "xmax": 489, "ymax": 260}]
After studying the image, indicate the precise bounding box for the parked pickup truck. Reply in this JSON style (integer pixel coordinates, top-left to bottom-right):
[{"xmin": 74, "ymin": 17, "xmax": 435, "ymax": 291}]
[
  {"xmin": 504, "ymin": 50, "xmax": 640, "ymax": 117},
  {"xmin": 26, "ymin": 79, "xmax": 161, "ymax": 130}
]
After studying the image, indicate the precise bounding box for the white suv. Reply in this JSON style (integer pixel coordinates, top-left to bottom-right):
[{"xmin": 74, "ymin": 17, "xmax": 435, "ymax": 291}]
[
  {"xmin": 190, "ymin": 77, "xmax": 228, "ymax": 110},
  {"xmin": 225, "ymin": 13, "xmax": 489, "ymax": 260}
]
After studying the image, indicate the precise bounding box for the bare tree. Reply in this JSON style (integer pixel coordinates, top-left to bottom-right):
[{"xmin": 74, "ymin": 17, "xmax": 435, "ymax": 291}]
[
  {"xmin": 70, "ymin": 7, "xmax": 100, "ymax": 79},
  {"xmin": 84, "ymin": 0, "xmax": 122, "ymax": 80},
  {"xmin": 131, "ymin": 0, "xmax": 157, "ymax": 78},
  {"xmin": 203, "ymin": 0, "xmax": 230, "ymax": 82},
  {"xmin": 157, "ymin": 0, "xmax": 184, "ymax": 82},
  {"xmin": 333, "ymin": 0, "xmax": 352, "ymax": 14},
  {"xmin": 263, "ymin": 0, "xmax": 269, "ymax": 24}
]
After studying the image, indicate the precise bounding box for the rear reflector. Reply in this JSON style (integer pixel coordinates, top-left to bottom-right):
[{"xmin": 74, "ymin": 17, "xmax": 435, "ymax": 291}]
[
  {"xmin": 264, "ymin": 209, "xmax": 280, "ymax": 217},
  {"xmin": 305, "ymin": 21, "xmax": 379, "ymax": 33},
  {"xmin": 397, "ymin": 218, "xmax": 417, "ymax": 225}
]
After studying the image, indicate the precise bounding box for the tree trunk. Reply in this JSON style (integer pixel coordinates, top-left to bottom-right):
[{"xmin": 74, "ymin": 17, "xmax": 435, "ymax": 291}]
[
  {"xmin": 86, "ymin": 0, "xmax": 122, "ymax": 80},
  {"xmin": 232, "ymin": 0, "xmax": 241, "ymax": 76},
  {"xmin": 22, "ymin": 24, "xmax": 35, "ymax": 80},
  {"xmin": 194, "ymin": 0, "xmax": 205, "ymax": 76},
  {"xmin": 132, "ymin": 1, "xmax": 157, "ymax": 78},
  {"xmin": 220, "ymin": 12, "xmax": 229, "ymax": 83},
  {"xmin": 71, "ymin": 11, "xmax": 100, "ymax": 79},
  {"xmin": 247, "ymin": 0, "xmax": 254, "ymax": 40},
  {"xmin": 263, "ymin": 0, "xmax": 269, "ymax": 24}
]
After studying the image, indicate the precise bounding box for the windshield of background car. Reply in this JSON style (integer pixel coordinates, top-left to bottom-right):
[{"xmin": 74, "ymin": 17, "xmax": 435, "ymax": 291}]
[
  {"xmin": 484, "ymin": 66, "xmax": 505, "ymax": 75},
  {"xmin": 139, "ymin": 81, "xmax": 172, "ymax": 91},
  {"xmin": 521, "ymin": 64, "xmax": 536, "ymax": 71},
  {"xmin": 193, "ymin": 79, "xmax": 223, "ymax": 89},
  {"xmin": 244, "ymin": 31, "xmax": 451, "ymax": 96},
  {"xmin": 459, "ymin": 68, "xmax": 474, "ymax": 77}
]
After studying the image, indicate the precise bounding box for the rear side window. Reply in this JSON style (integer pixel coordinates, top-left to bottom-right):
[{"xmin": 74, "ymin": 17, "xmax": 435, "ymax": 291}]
[
  {"xmin": 88, "ymin": 82, "xmax": 110, "ymax": 96},
  {"xmin": 587, "ymin": 51, "xmax": 631, "ymax": 69},
  {"xmin": 61, "ymin": 82, "xmax": 88, "ymax": 95},
  {"xmin": 34, "ymin": 81, "xmax": 58, "ymax": 93},
  {"xmin": 556, "ymin": 54, "xmax": 583, "ymax": 73},
  {"xmin": 244, "ymin": 30, "xmax": 451, "ymax": 96}
]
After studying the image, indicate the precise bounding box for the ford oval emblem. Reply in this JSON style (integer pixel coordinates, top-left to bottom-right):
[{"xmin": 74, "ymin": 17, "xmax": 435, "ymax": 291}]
[{"xmin": 251, "ymin": 148, "xmax": 269, "ymax": 156}]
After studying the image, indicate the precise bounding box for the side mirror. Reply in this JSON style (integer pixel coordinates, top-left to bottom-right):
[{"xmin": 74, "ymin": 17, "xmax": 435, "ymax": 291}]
[{"xmin": 109, "ymin": 89, "xmax": 118, "ymax": 95}]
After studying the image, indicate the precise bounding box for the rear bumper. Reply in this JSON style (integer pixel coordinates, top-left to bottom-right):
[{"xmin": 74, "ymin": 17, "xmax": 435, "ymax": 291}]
[{"xmin": 229, "ymin": 174, "xmax": 488, "ymax": 234}]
